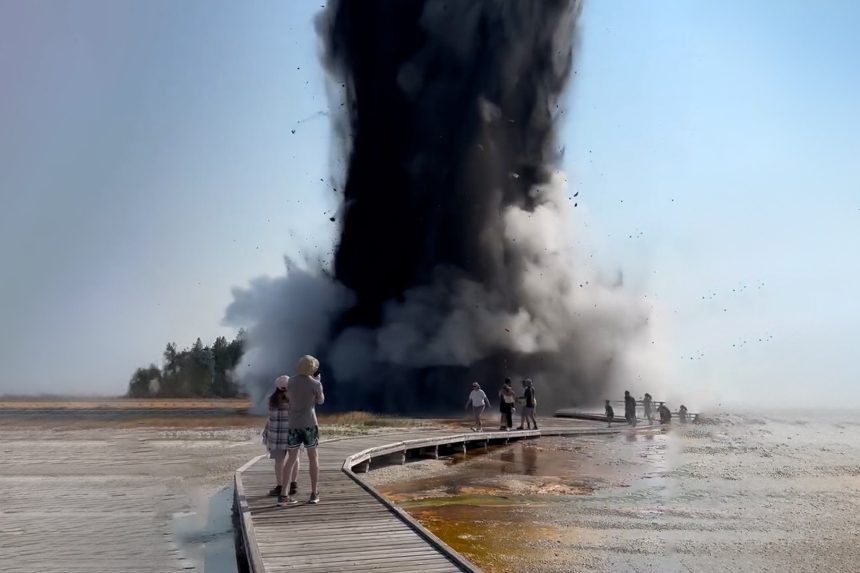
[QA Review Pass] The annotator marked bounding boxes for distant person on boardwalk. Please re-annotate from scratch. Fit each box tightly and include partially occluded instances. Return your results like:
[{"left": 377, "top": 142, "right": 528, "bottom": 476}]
[
  {"left": 278, "top": 355, "right": 325, "bottom": 506},
  {"left": 466, "top": 382, "right": 490, "bottom": 432},
  {"left": 262, "top": 375, "right": 299, "bottom": 497},
  {"left": 658, "top": 403, "right": 672, "bottom": 424},
  {"left": 517, "top": 379, "right": 538, "bottom": 430},
  {"left": 643, "top": 393, "right": 653, "bottom": 423},
  {"left": 679, "top": 405, "right": 689, "bottom": 424},
  {"left": 605, "top": 400, "right": 615, "bottom": 427},
  {"left": 624, "top": 390, "right": 637, "bottom": 426},
  {"left": 498, "top": 378, "right": 516, "bottom": 431}
]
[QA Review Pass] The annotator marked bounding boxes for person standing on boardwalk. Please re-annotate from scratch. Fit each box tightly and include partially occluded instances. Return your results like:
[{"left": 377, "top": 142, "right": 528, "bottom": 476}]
[
  {"left": 605, "top": 399, "right": 615, "bottom": 427},
  {"left": 658, "top": 403, "right": 672, "bottom": 424},
  {"left": 679, "top": 405, "right": 689, "bottom": 424},
  {"left": 498, "top": 378, "right": 516, "bottom": 430},
  {"left": 465, "top": 382, "right": 490, "bottom": 431},
  {"left": 643, "top": 393, "right": 654, "bottom": 423},
  {"left": 624, "top": 390, "right": 637, "bottom": 426},
  {"left": 518, "top": 379, "right": 538, "bottom": 430},
  {"left": 278, "top": 355, "right": 325, "bottom": 506},
  {"left": 262, "top": 375, "right": 300, "bottom": 497}
]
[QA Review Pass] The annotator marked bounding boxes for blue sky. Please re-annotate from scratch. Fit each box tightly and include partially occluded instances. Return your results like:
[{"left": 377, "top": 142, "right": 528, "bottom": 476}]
[{"left": 1, "top": 1, "right": 858, "bottom": 407}]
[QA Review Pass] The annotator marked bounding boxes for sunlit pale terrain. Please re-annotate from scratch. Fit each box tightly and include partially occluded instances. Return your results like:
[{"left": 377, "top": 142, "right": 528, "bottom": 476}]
[
  {"left": 0, "top": 409, "right": 262, "bottom": 573},
  {"left": 369, "top": 412, "right": 860, "bottom": 573}
]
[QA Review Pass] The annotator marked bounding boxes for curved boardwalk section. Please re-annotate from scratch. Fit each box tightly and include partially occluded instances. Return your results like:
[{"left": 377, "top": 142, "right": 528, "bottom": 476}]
[{"left": 234, "top": 420, "right": 625, "bottom": 573}]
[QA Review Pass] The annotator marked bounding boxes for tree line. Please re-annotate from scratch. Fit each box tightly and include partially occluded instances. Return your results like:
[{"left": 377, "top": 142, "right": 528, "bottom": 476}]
[{"left": 126, "top": 332, "right": 245, "bottom": 398}]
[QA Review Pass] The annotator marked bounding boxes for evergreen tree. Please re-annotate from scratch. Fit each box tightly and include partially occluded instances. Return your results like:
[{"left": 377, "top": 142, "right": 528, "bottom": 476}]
[
  {"left": 127, "top": 364, "right": 162, "bottom": 397},
  {"left": 163, "top": 343, "right": 178, "bottom": 376},
  {"left": 126, "top": 332, "right": 246, "bottom": 398}
]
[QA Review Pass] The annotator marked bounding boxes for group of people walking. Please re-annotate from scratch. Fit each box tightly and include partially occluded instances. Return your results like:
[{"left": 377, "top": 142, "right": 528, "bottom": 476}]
[
  {"left": 261, "top": 354, "right": 325, "bottom": 507},
  {"left": 466, "top": 378, "right": 538, "bottom": 432},
  {"left": 604, "top": 391, "right": 689, "bottom": 427}
]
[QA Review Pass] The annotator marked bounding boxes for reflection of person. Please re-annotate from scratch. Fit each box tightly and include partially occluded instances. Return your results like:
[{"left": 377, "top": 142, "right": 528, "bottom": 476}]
[
  {"left": 278, "top": 355, "right": 325, "bottom": 506},
  {"left": 522, "top": 444, "right": 538, "bottom": 476},
  {"left": 498, "top": 378, "right": 516, "bottom": 430},
  {"left": 643, "top": 393, "right": 653, "bottom": 423},
  {"left": 262, "top": 375, "right": 299, "bottom": 497},
  {"left": 518, "top": 379, "right": 538, "bottom": 430},
  {"left": 465, "top": 382, "right": 489, "bottom": 432},
  {"left": 624, "top": 390, "right": 637, "bottom": 426},
  {"left": 605, "top": 400, "right": 615, "bottom": 427},
  {"left": 658, "top": 403, "right": 672, "bottom": 424},
  {"left": 679, "top": 405, "right": 688, "bottom": 424}
]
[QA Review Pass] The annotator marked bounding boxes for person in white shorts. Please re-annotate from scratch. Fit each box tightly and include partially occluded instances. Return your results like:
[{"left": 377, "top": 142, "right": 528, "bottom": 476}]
[{"left": 465, "top": 382, "right": 490, "bottom": 431}]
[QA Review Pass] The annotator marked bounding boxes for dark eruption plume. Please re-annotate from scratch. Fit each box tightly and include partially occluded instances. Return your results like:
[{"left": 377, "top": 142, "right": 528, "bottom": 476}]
[{"left": 225, "top": 0, "right": 660, "bottom": 412}]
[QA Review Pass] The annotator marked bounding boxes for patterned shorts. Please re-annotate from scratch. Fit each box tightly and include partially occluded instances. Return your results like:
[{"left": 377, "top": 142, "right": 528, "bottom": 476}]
[{"left": 287, "top": 426, "right": 320, "bottom": 449}]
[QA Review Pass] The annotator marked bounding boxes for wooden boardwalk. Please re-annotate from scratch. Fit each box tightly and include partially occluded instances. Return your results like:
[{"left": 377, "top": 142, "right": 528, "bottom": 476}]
[{"left": 234, "top": 419, "right": 637, "bottom": 573}]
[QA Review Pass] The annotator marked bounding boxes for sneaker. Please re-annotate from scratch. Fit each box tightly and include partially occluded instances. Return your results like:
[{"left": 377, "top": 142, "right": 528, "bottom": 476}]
[
  {"left": 268, "top": 485, "right": 282, "bottom": 497},
  {"left": 309, "top": 492, "right": 320, "bottom": 504},
  {"left": 277, "top": 495, "right": 298, "bottom": 507},
  {"left": 288, "top": 482, "right": 298, "bottom": 496},
  {"left": 516, "top": 426, "right": 524, "bottom": 430}
]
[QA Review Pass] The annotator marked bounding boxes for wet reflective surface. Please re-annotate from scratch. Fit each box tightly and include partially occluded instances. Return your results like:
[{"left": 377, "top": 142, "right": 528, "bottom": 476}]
[
  {"left": 372, "top": 413, "right": 860, "bottom": 572},
  {"left": 0, "top": 411, "right": 262, "bottom": 573}
]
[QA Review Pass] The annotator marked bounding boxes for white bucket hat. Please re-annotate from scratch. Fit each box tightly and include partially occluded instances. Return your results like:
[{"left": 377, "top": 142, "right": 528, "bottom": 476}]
[{"left": 274, "top": 375, "right": 289, "bottom": 390}]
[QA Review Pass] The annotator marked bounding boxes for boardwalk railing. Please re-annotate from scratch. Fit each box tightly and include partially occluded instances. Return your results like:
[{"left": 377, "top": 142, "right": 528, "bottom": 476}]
[
  {"left": 233, "top": 454, "right": 267, "bottom": 573},
  {"left": 338, "top": 432, "right": 548, "bottom": 573},
  {"left": 556, "top": 406, "right": 700, "bottom": 423}
]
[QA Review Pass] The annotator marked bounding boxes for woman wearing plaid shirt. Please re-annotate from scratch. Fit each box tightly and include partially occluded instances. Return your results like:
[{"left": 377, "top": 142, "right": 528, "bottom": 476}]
[{"left": 262, "top": 375, "right": 300, "bottom": 497}]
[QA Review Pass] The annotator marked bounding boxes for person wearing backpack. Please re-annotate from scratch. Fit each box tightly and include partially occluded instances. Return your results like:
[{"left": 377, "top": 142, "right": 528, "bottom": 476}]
[{"left": 498, "top": 378, "right": 516, "bottom": 430}]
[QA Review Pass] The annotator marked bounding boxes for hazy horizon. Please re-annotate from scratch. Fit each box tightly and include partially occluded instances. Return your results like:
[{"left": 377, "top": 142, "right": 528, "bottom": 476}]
[{"left": 1, "top": 1, "right": 858, "bottom": 409}]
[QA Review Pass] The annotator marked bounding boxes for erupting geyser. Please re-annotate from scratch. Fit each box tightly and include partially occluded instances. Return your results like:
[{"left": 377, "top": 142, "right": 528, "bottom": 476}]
[{"left": 225, "top": 0, "right": 659, "bottom": 412}]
